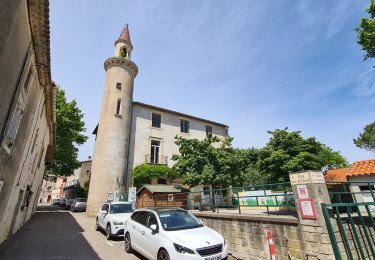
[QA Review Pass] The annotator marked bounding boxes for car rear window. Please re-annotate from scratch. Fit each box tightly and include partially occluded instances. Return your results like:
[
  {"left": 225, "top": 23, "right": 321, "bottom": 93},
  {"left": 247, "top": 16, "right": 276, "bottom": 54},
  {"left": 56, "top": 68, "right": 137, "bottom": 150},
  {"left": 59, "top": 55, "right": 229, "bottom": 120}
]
[{"left": 131, "top": 211, "right": 149, "bottom": 226}]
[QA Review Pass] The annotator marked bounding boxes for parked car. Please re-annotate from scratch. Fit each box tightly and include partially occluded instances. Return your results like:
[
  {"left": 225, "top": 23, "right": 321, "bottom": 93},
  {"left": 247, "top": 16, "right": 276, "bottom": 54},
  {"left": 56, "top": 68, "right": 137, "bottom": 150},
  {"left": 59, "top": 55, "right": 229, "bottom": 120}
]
[
  {"left": 124, "top": 208, "right": 228, "bottom": 260},
  {"left": 95, "top": 202, "right": 135, "bottom": 240},
  {"left": 64, "top": 199, "right": 73, "bottom": 210},
  {"left": 70, "top": 198, "right": 87, "bottom": 212},
  {"left": 60, "top": 199, "right": 67, "bottom": 207},
  {"left": 51, "top": 199, "right": 61, "bottom": 206}
]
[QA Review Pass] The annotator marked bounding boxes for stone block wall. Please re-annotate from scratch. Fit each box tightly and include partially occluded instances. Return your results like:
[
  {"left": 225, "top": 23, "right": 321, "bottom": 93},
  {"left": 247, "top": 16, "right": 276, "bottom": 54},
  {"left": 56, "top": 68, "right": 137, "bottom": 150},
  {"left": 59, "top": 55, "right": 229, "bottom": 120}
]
[{"left": 193, "top": 212, "right": 336, "bottom": 260}]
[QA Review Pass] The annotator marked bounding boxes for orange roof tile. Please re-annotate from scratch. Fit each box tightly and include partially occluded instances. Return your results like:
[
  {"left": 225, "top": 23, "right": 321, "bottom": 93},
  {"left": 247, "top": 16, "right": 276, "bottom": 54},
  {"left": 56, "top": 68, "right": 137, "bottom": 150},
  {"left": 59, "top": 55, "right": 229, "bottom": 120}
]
[
  {"left": 347, "top": 159, "right": 375, "bottom": 176},
  {"left": 324, "top": 168, "right": 349, "bottom": 183}
]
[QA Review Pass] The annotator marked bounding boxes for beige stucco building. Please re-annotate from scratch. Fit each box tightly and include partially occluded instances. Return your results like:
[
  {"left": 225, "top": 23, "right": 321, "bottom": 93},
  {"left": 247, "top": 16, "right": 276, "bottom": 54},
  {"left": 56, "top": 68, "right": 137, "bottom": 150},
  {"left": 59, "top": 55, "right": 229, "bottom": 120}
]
[
  {"left": 38, "top": 175, "right": 57, "bottom": 204},
  {"left": 63, "top": 159, "right": 92, "bottom": 199},
  {"left": 0, "top": 0, "right": 56, "bottom": 244},
  {"left": 87, "top": 26, "right": 228, "bottom": 215}
]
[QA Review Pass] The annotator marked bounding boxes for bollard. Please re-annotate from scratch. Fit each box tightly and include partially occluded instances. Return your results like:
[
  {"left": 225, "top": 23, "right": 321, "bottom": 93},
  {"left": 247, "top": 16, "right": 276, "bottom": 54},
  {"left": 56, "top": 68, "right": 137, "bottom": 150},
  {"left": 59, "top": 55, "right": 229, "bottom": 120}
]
[{"left": 267, "top": 231, "right": 276, "bottom": 260}]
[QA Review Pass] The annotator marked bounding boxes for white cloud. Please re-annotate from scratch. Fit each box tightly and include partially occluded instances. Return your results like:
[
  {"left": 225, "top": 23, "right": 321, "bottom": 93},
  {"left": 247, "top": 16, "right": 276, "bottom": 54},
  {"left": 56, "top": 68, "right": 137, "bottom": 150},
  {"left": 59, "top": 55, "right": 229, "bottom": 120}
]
[{"left": 356, "top": 69, "right": 375, "bottom": 97}]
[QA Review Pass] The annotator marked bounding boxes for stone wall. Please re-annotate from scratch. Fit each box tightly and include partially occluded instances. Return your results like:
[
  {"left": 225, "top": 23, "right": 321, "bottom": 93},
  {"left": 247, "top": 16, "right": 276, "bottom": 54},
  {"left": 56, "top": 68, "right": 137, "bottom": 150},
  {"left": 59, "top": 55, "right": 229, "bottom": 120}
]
[{"left": 193, "top": 212, "right": 336, "bottom": 260}]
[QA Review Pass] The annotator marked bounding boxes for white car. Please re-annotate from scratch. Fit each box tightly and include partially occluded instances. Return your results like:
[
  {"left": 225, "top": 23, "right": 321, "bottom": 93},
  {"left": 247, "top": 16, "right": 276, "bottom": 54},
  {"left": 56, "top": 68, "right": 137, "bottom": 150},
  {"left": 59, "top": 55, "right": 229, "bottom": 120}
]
[
  {"left": 124, "top": 208, "right": 228, "bottom": 260},
  {"left": 95, "top": 202, "right": 135, "bottom": 240}
]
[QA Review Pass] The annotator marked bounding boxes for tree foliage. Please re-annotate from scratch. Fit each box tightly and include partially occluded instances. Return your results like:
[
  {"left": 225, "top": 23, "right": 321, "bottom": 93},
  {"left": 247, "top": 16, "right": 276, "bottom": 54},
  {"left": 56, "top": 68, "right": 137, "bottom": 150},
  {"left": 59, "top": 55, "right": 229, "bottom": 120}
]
[
  {"left": 354, "top": 121, "right": 375, "bottom": 152},
  {"left": 172, "top": 134, "right": 247, "bottom": 189},
  {"left": 355, "top": 1, "right": 375, "bottom": 60},
  {"left": 132, "top": 164, "right": 178, "bottom": 189},
  {"left": 48, "top": 87, "right": 88, "bottom": 176},
  {"left": 172, "top": 128, "right": 348, "bottom": 188},
  {"left": 258, "top": 128, "right": 348, "bottom": 183}
]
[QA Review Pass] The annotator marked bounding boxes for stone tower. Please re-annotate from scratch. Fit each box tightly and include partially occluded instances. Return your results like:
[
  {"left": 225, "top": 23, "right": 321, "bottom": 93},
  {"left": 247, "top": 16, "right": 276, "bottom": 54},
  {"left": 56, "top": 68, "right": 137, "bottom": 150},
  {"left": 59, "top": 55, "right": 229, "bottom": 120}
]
[{"left": 86, "top": 25, "right": 138, "bottom": 216}]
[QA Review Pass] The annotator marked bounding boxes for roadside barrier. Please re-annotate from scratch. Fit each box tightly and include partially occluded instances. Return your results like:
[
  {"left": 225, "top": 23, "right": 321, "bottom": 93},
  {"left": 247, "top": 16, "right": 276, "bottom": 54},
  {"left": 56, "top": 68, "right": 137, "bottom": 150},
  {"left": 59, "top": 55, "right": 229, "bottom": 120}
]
[{"left": 267, "top": 231, "right": 276, "bottom": 260}]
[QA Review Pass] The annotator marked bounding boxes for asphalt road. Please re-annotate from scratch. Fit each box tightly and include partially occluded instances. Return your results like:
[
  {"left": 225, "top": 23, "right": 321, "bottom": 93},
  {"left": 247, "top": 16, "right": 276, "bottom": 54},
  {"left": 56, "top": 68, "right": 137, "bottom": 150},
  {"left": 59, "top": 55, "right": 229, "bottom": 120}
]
[{"left": 0, "top": 205, "right": 142, "bottom": 260}]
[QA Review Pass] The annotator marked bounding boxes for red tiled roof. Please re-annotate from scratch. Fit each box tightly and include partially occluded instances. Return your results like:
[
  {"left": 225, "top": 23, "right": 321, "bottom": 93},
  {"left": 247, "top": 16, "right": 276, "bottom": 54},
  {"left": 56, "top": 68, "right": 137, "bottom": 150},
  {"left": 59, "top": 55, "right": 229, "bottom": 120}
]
[
  {"left": 347, "top": 159, "right": 375, "bottom": 176},
  {"left": 324, "top": 168, "right": 350, "bottom": 183}
]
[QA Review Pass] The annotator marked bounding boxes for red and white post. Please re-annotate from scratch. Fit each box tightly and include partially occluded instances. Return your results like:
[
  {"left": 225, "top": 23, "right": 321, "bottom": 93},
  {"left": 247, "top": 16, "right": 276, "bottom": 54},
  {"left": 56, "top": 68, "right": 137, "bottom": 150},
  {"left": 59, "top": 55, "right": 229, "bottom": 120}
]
[{"left": 267, "top": 230, "right": 276, "bottom": 260}]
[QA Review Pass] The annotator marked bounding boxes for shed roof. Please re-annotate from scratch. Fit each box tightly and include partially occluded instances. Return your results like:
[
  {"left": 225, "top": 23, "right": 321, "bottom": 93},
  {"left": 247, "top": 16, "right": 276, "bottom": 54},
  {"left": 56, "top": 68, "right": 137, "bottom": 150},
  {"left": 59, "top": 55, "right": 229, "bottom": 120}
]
[{"left": 138, "top": 185, "right": 187, "bottom": 194}]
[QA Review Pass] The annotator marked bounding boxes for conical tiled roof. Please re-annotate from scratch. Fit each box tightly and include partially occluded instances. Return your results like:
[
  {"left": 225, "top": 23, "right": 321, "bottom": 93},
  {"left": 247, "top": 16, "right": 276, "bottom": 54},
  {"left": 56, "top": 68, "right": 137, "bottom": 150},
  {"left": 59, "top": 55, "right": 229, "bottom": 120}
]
[{"left": 115, "top": 24, "right": 131, "bottom": 45}]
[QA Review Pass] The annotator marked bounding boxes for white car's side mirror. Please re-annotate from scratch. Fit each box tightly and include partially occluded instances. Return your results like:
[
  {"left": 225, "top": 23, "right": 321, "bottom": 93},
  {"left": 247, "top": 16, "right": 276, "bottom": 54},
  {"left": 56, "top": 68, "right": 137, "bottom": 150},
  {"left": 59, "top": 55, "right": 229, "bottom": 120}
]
[{"left": 150, "top": 224, "right": 158, "bottom": 232}]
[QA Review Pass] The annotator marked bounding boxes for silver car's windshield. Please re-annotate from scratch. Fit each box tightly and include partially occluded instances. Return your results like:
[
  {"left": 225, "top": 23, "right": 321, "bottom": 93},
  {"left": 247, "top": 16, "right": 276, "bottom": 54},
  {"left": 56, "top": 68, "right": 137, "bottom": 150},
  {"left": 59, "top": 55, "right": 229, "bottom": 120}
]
[
  {"left": 157, "top": 210, "right": 203, "bottom": 231},
  {"left": 110, "top": 204, "right": 134, "bottom": 214}
]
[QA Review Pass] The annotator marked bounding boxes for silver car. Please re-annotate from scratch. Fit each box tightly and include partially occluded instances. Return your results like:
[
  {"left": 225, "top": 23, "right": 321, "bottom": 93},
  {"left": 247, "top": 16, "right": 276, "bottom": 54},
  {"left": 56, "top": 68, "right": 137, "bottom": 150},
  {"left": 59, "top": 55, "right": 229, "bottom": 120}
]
[{"left": 70, "top": 198, "right": 87, "bottom": 212}]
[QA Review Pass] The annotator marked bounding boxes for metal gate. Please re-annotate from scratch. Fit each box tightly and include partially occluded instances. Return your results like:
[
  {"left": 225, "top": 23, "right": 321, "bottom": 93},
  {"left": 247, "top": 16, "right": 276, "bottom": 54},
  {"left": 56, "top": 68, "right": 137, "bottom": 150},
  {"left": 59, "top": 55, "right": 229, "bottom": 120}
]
[{"left": 322, "top": 202, "right": 375, "bottom": 260}]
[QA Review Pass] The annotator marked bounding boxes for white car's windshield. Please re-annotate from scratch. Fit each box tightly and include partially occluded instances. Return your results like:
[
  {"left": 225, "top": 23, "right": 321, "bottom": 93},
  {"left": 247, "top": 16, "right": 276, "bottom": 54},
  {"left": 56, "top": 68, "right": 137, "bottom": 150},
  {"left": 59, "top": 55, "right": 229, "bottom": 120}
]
[
  {"left": 157, "top": 210, "right": 203, "bottom": 231},
  {"left": 110, "top": 204, "right": 134, "bottom": 214}
]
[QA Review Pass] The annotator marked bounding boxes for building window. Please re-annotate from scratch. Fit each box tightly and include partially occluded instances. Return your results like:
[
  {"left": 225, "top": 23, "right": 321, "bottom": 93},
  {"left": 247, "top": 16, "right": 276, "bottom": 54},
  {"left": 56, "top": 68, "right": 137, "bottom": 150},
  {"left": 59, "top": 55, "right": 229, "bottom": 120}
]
[
  {"left": 206, "top": 125, "right": 212, "bottom": 136},
  {"left": 203, "top": 186, "right": 210, "bottom": 195},
  {"left": 4, "top": 104, "right": 24, "bottom": 150},
  {"left": 157, "top": 178, "right": 167, "bottom": 185},
  {"left": 116, "top": 99, "right": 121, "bottom": 115},
  {"left": 116, "top": 83, "right": 121, "bottom": 89},
  {"left": 152, "top": 113, "right": 161, "bottom": 128},
  {"left": 23, "top": 67, "right": 33, "bottom": 92},
  {"left": 119, "top": 47, "right": 127, "bottom": 58},
  {"left": 180, "top": 119, "right": 189, "bottom": 133},
  {"left": 150, "top": 140, "right": 160, "bottom": 164},
  {"left": 2, "top": 50, "right": 34, "bottom": 154}
]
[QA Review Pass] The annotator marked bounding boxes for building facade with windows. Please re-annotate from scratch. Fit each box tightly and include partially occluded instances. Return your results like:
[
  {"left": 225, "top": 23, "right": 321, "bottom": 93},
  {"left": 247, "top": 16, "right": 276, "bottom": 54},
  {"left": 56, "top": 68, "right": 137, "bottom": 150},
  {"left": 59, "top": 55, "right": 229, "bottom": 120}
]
[
  {"left": 86, "top": 25, "right": 228, "bottom": 215},
  {"left": 0, "top": 0, "right": 56, "bottom": 244}
]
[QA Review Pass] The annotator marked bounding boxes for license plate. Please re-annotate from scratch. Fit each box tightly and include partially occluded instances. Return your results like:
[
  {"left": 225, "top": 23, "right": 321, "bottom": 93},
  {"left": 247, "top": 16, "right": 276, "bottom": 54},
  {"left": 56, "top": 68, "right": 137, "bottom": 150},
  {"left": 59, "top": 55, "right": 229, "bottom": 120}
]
[{"left": 205, "top": 255, "right": 221, "bottom": 260}]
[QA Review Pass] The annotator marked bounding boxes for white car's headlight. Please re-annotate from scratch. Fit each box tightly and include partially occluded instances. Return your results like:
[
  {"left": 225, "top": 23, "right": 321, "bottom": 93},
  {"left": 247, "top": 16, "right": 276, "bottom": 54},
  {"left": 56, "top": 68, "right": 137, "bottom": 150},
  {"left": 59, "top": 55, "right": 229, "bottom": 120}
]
[
  {"left": 112, "top": 221, "right": 123, "bottom": 226},
  {"left": 173, "top": 243, "right": 195, "bottom": 254}
]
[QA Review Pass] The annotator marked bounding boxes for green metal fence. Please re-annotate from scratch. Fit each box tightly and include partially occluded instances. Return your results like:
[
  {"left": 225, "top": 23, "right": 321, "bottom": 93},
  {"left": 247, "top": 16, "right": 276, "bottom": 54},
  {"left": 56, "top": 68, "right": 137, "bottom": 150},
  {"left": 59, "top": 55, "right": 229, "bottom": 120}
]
[
  {"left": 136, "top": 182, "right": 296, "bottom": 216},
  {"left": 326, "top": 181, "right": 375, "bottom": 204},
  {"left": 322, "top": 202, "right": 375, "bottom": 260}
]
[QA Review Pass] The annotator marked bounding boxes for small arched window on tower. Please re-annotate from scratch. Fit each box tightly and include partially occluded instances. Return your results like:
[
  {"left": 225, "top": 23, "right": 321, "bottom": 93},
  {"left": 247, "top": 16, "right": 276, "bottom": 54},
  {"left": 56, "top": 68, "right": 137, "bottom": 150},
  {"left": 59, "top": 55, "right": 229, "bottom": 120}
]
[
  {"left": 115, "top": 98, "right": 122, "bottom": 117},
  {"left": 119, "top": 47, "right": 127, "bottom": 58}
]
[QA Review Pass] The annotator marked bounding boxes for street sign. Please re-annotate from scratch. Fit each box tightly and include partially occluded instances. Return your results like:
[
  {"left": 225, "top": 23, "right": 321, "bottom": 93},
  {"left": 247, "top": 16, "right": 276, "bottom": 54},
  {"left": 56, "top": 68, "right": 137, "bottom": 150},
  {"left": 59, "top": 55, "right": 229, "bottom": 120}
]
[{"left": 128, "top": 187, "right": 137, "bottom": 204}]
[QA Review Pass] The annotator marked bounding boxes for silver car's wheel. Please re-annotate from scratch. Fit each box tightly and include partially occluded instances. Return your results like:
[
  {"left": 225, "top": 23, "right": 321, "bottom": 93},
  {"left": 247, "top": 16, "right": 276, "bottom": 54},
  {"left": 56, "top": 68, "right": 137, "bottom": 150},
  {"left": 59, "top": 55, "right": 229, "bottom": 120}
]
[
  {"left": 124, "top": 232, "right": 133, "bottom": 253},
  {"left": 157, "top": 249, "right": 170, "bottom": 260},
  {"left": 95, "top": 218, "right": 100, "bottom": 231},
  {"left": 106, "top": 224, "right": 112, "bottom": 240}
]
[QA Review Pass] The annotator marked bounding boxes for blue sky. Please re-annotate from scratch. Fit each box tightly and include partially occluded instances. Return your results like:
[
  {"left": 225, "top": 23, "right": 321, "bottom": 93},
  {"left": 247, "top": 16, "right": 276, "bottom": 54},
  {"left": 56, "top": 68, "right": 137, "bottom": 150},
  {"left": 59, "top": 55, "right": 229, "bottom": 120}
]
[{"left": 50, "top": 1, "right": 374, "bottom": 164}]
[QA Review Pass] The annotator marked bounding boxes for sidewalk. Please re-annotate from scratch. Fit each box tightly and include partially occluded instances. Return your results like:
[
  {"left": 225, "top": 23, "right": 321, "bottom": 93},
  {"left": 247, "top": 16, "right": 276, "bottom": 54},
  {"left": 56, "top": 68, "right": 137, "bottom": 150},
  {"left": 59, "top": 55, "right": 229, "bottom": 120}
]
[{"left": 0, "top": 205, "right": 140, "bottom": 260}]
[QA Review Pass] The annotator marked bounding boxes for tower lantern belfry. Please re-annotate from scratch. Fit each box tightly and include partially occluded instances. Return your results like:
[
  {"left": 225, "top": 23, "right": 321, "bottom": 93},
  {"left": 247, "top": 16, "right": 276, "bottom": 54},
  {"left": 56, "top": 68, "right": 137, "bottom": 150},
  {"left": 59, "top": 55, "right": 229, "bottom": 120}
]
[{"left": 86, "top": 25, "right": 138, "bottom": 216}]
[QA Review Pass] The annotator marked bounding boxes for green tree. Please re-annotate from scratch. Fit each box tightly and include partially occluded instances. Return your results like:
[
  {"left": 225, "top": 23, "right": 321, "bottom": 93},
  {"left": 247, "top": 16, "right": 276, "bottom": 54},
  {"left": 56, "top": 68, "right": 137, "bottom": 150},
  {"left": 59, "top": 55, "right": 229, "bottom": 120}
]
[
  {"left": 172, "top": 134, "right": 247, "bottom": 189},
  {"left": 354, "top": 121, "right": 375, "bottom": 152},
  {"left": 355, "top": 1, "right": 375, "bottom": 60},
  {"left": 258, "top": 128, "right": 348, "bottom": 182},
  {"left": 49, "top": 87, "right": 88, "bottom": 176},
  {"left": 132, "top": 164, "right": 178, "bottom": 189}
]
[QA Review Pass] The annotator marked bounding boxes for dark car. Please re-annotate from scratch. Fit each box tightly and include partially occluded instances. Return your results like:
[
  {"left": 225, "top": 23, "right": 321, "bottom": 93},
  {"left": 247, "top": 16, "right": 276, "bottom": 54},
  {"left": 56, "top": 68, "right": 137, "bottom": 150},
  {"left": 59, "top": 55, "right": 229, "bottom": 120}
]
[
  {"left": 51, "top": 199, "right": 61, "bottom": 206},
  {"left": 71, "top": 198, "right": 87, "bottom": 212},
  {"left": 60, "top": 199, "right": 67, "bottom": 207},
  {"left": 65, "top": 199, "right": 74, "bottom": 210}
]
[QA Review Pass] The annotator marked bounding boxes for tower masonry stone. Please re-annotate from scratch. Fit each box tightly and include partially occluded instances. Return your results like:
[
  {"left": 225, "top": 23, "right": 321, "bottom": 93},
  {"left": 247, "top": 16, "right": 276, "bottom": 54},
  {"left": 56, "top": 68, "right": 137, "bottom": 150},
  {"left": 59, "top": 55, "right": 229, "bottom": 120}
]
[{"left": 86, "top": 25, "right": 138, "bottom": 216}]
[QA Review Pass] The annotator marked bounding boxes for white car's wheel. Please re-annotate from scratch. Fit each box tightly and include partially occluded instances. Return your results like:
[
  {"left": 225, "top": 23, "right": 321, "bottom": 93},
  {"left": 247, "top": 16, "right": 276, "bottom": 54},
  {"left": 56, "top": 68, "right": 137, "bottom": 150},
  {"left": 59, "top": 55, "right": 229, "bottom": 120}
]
[
  {"left": 95, "top": 218, "right": 100, "bottom": 231},
  {"left": 157, "top": 249, "right": 170, "bottom": 260},
  {"left": 124, "top": 232, "right": 133, "bottom": 253},
  {"left": 106, "top": 224, "right": 112, "bottom": 240}
]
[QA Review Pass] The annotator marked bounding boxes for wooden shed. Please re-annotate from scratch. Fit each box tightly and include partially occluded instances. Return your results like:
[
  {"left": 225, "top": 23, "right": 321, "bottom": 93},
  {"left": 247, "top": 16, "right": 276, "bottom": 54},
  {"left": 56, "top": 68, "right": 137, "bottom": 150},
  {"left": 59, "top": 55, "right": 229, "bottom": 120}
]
[{"left": 136, "top": 185, "right": 189, "bottom": 209}]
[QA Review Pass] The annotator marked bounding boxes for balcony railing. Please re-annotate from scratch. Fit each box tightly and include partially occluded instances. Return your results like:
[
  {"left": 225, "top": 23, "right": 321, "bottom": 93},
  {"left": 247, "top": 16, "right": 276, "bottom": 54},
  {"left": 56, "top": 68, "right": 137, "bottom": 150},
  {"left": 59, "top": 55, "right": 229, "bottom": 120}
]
[{"left": 145, "top": 154, "right": 168, "bottom": 165}]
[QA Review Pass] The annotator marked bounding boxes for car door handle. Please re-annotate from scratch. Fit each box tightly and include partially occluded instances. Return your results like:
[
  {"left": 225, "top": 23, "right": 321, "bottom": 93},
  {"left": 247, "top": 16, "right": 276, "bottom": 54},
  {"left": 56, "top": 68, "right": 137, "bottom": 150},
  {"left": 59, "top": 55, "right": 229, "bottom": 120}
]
[{"left": 142, "top": 231, "right": 145, "bottom": 235}]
